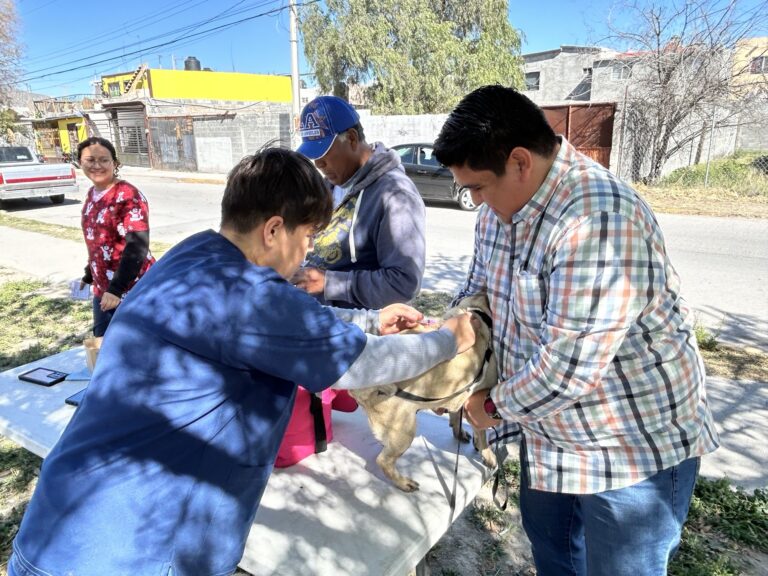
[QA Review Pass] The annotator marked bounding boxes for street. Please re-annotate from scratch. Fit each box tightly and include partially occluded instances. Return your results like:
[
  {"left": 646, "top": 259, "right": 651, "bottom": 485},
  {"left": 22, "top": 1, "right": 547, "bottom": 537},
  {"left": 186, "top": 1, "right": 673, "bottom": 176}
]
[{"left": 1, "top": 173, "right": 766, "bottom": 350}]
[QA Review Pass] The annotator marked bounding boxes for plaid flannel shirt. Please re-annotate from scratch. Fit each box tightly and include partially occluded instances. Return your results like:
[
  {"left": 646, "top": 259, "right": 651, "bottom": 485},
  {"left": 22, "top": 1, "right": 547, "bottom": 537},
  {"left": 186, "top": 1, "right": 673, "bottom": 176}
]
[{"left": 455, "top": 138, "right": 719, "bottom": 494}]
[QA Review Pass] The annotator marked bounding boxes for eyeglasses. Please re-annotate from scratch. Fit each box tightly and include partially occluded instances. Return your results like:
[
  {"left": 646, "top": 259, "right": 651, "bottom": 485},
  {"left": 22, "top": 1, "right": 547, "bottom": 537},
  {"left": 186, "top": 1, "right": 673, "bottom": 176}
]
[{"left": 81, "top": 158, "right": 114, "bottom": 167}]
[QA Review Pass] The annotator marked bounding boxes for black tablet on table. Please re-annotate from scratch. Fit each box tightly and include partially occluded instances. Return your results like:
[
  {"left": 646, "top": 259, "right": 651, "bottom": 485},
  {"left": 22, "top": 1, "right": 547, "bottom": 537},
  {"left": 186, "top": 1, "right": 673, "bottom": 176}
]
[{"left": 18, "top": 368, "right": 68, "bottom": 387}]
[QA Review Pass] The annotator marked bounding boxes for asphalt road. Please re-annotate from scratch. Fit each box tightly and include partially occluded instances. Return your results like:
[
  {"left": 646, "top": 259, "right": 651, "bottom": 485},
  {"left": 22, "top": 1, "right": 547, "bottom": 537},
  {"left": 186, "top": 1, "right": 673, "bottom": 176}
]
[{"left": 2, "top": 174, "right": 766, "bottom": 350}]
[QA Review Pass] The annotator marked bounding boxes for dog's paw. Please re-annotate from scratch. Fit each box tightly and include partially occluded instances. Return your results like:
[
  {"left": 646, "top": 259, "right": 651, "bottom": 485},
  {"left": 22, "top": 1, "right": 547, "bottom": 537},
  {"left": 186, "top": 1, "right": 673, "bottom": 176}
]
[
  {"left": 454, "top": 427, "right": 471, "bottom": 444},
  {"left": 480, "top": 447, "right": 497, "bottom": 469},
  {"left": 395, "top": 477, "right": 420, "bottom": 492}
]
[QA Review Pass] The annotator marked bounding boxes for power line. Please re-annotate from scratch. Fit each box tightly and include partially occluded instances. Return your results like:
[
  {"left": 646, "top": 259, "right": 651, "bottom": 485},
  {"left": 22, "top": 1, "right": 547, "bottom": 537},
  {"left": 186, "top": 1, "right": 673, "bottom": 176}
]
[
  {"left": 19, "top": 0, "right": 60, "bottom": 17},
  {"left": 16, "top": 0, "right": 319, "bottom": 85},
  {"left": 20, "top": 0, "right": 228, "bottom": 65},
  {"left": 22, "top": 0, "right": 207, "bottom": 65},
  {"left": 21, "top": 0, "right": 283, "bottom": 76}
]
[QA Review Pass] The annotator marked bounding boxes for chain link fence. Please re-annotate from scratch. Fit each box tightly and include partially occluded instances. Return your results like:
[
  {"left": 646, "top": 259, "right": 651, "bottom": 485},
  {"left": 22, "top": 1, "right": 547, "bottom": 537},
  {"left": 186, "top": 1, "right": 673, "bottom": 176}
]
[
  {"left": 611, "top": 101, "right": 768, "bottom": 194},
  {"left": 752, "top": 154, "right": 768, "bottom": 177}
]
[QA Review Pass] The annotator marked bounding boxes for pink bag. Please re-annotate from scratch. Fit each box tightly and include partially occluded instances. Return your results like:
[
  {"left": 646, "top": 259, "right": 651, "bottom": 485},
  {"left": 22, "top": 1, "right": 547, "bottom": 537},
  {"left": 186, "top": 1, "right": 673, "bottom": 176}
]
[{"left": 275, "top": 387, "right": 358, "bottom": 468}]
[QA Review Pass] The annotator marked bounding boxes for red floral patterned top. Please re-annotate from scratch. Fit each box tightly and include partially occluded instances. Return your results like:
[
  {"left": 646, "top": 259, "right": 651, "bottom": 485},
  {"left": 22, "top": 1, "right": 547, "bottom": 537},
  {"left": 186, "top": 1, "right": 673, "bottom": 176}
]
[{"left": 81, "top": 180, "right": 155, "bottom": 298}]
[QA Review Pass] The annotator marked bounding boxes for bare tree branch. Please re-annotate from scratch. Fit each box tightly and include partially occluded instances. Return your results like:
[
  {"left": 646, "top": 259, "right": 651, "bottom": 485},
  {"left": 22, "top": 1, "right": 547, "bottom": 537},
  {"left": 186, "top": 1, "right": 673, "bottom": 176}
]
[
  {"left": 608, "top": 0, "right": 768, "bottom": 182},
  {"left": 0, "top": 0, "right": 22, "bottom": 106}
]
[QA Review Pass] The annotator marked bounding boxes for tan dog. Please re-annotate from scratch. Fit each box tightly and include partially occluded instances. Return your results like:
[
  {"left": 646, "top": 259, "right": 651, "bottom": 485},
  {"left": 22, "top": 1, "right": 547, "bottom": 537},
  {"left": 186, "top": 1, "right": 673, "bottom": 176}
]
[{"left": 349, "top": 293, "right": 498, "bottom": 492}]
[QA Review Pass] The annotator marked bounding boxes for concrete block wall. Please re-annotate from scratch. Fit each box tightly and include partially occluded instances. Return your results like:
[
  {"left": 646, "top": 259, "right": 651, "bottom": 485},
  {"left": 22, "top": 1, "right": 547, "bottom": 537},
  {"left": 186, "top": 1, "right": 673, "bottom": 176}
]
[
  {"left": 358, "top": 111, "right": 448, "bottom": 147},
  {"left": 191, "top": 103, "right": 291, "bottom": 172},
  {"left": 736, "top": 100, "right": 768, "bottom": 150}
]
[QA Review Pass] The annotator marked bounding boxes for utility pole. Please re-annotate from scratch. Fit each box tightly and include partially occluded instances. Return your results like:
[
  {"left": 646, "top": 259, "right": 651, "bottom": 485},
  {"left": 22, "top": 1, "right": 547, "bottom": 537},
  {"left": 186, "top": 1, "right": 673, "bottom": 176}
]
[
  {"left": 704, "top": 104, "right": 717, "bottom": 188},
  {"left": 289, "top": 0, "right": 301, "bottom": 148}
]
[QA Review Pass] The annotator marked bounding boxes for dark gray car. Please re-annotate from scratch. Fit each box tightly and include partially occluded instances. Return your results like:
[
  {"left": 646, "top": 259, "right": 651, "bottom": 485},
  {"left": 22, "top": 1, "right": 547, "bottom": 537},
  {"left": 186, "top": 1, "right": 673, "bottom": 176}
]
[{"left": 392, "top": 143, "right": 478, "bottom": 211}]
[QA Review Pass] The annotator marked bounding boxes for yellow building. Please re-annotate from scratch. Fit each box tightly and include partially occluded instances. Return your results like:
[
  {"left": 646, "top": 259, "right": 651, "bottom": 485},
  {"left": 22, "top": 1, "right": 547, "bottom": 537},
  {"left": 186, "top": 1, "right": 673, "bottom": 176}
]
[
  {"left": 732, "top": 37, "right": 768, "bottom": 93},
  {"left": 100, "top": 66, "right": 291, "bottom": 103},
  {"left": 29, "top": 98, "right": 92, "bottom": 161}
]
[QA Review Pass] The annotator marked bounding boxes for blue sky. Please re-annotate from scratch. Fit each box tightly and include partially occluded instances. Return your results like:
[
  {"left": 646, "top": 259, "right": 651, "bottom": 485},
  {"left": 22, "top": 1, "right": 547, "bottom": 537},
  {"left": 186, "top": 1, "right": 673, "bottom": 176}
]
[{"left": 13, "top": 0, "right": 762, "bottom": 97}]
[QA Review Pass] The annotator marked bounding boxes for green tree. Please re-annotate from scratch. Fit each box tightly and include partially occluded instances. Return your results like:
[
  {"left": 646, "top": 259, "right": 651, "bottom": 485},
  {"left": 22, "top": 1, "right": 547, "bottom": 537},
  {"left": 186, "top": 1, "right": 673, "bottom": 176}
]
[{"left": 300, "top": 0, "right": 523, "bottom": 114}]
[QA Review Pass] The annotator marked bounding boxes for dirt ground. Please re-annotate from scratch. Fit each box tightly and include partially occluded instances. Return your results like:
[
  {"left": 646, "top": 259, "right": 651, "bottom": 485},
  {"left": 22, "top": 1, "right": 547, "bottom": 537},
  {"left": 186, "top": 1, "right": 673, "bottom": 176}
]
[{"left": 421, "top": 460, "right": 536, "bottom": 576}]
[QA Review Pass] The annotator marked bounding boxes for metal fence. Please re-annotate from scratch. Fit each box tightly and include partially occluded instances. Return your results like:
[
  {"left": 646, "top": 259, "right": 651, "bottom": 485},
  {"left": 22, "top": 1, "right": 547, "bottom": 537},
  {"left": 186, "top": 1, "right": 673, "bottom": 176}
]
[
  {"left": 751, "top": 154, "right": 768, "bottom": 178},
  {"left": 611, "top": 101, "right": 768, "bottom": 191}
]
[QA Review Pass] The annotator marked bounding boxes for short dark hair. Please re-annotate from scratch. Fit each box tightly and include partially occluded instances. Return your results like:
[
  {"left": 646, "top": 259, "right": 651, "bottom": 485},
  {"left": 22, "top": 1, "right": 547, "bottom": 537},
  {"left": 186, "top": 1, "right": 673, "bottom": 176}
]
[
  {"left": 76, "top": 137, "right": 121, "bottom": 168},
  {"left": 221, "top": 147, "right": 332, "bottom": 234},
  {"left": 338, "top": 122, "right": 366, "bottom": 144},
  {"left": 351, "top": 122, "right": 366, "bottom": 143},
  {"left": 434, "top": 85, "right": 557, "bottom": 175}
]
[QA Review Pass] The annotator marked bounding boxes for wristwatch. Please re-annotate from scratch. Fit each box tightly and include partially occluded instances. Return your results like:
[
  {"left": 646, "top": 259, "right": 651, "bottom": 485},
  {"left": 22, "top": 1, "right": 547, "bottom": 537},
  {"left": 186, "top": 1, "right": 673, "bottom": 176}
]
[{"left": 483, "top": 391, "right": 501, "bottom": 420}]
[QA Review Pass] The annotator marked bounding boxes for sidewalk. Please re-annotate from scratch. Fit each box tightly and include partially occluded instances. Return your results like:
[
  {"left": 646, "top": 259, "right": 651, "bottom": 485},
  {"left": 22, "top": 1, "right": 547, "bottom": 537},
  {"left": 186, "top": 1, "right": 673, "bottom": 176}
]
[
  {"left": 0, "top": 225, "right": 766, "bottom": 491},
  {"left": 0, "top": 226, "right": 83, "bottom": 284},
  {"left": 107, "top": 165, "right": 228, "bottom": 185}
]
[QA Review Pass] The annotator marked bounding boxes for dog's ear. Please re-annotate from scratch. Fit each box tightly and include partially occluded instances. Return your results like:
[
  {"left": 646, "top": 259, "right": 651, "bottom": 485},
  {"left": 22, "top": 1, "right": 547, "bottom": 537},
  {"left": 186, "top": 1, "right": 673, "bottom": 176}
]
[{"left": 456, "top": 292, "right": 490, "bottom": 312}]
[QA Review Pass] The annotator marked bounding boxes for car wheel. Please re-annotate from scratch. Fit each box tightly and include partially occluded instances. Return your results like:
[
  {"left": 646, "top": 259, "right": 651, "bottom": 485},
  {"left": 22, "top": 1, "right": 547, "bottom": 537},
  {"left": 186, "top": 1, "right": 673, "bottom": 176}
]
[
  {"left": 457, "top": 187, "right": 477, "bottom": 211},
  {"left": 50, "top": 194, "right": 65, "bottom": 204}
]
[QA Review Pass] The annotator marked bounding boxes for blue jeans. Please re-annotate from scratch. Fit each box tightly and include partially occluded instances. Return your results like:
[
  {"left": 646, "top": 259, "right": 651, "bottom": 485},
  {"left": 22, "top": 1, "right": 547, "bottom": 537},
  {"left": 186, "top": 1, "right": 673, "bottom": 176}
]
[
  {"left": 519, "top": 448, "right": 699, "bottom": 576},
  {"left": 92, "top": 296, "right": 116, "bottom": 337}
]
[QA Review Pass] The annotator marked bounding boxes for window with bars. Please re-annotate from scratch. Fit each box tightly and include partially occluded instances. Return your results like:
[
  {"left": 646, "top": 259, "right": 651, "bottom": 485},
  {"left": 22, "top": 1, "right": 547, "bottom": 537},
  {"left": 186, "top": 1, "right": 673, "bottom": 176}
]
[
  {"left": 750, "top": 56, "right": 767, "bottom": 74},
  {"left": 611, "top": 63, "right": 632, "bottom": 80},
  {"left": 525, "top": 71, "right": 540, "bottom": 91}
]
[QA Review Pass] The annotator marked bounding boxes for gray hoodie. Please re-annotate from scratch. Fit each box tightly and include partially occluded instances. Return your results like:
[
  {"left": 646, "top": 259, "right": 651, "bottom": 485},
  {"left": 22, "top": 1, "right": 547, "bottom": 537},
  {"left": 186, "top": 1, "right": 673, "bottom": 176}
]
[{"left": 305, "top": 142, "right": 426, "bottom": 309}]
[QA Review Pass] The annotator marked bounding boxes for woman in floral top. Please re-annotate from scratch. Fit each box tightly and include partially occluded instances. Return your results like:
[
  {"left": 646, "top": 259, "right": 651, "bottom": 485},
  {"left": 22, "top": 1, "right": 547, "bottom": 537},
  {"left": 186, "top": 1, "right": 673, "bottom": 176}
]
[{"left": 77, "top": 137, "right": 155, "bottom": 336}]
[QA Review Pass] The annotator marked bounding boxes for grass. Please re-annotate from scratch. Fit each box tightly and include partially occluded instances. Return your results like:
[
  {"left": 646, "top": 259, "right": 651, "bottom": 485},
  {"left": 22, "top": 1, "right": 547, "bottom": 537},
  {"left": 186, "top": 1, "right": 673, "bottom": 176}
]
[
  {"left": 689, "top": 479, "right": 768, "bottom": 551},
  {"left": 695, "top": 321, "right": 721, "bottom": 352},
  {"left": 0, "top": 212, "right": 84, "bottom": 242},
  {"left": 670, "top": 529, "right": 740, "bottom": 576},
  {"left": 471, "top": 459, "right": 521, "bottom": 532},
  {"left": 661, "top": 151, "right": 768, "bottom": 196},
  {"left": 0, "top": 438, "right": 41, "bottom": 566},
  {"left": 670, "top": 478, "right": 768, "bottom": 575},
  {"left": 695, "top": 322, "right": 768, "bottom": 382},
  {"left": 0, "top": 279, "right": 91, "bottom": 371},
  {"left": 636, "top": 151, "right": 768, "bottom": 219},
  {"left": 0, "top": 213, "right": 173, "bottom": 256}
]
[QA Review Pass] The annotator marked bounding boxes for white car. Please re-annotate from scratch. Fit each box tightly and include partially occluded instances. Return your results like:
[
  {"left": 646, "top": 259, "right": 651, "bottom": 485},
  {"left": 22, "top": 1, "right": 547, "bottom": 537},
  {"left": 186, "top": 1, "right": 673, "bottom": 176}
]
[{"left": 0, "top": 146, "right": 78, "bottom": 205}]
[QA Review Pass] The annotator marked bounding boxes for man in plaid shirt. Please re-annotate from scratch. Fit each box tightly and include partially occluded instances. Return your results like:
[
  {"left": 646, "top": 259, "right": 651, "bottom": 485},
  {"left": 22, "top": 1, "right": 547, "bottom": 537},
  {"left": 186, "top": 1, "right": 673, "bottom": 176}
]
[{"left": 434, "top": 86, "right": 719, "bottom": 575}]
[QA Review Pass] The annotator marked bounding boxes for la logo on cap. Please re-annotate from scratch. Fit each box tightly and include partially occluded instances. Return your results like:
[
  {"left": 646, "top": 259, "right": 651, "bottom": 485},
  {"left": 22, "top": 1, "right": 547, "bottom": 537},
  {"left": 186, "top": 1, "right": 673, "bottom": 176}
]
[{"left": 300, "top": 112, "right": 323, "bottom": 139}]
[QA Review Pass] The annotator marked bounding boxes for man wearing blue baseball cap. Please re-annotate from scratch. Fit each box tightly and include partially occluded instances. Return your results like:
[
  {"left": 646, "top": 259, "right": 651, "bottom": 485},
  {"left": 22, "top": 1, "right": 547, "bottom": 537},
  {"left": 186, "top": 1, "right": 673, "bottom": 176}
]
[{"left": 293, "top": 95, "right": 426, "bottom": 310}]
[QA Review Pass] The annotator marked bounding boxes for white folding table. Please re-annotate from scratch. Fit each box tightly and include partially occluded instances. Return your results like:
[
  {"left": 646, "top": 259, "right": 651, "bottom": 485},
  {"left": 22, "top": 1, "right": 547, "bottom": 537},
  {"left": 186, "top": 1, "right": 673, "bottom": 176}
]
[{"left": 0, "top": 347, "right": 491, "bottom": 575}]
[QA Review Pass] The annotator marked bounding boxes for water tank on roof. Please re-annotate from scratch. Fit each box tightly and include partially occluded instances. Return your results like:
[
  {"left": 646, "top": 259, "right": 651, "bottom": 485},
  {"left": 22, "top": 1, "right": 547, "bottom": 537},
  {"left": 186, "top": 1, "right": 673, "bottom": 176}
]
[{"left": 184, "top": 56, "right": 201, "bottom": 71}]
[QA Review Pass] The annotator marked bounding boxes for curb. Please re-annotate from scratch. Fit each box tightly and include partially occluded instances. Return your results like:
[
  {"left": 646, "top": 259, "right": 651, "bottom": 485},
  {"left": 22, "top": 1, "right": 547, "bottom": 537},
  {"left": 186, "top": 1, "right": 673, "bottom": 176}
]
[{"left": 176, "top": 177, "right": 226, "bottom": 185}]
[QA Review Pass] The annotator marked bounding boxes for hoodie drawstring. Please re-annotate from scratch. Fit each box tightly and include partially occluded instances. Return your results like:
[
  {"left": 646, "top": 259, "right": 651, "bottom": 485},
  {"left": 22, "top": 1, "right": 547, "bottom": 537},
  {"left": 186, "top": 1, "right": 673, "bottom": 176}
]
[{"left": 349, "top": 188, "right": 364, "bottom": 264}]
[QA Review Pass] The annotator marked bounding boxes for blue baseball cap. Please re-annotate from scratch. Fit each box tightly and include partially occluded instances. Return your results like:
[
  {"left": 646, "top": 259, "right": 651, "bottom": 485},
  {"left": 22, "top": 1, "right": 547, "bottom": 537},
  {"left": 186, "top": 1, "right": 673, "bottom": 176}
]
[{"left": 297, "top": 96, "right": 360, "bottom": 160}]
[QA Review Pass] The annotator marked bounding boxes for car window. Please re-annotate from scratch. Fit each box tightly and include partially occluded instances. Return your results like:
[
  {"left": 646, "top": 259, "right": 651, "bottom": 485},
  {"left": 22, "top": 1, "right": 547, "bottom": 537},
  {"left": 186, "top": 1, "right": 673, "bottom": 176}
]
[
  {"left": 419, "top": 146, "right": 440, "bottom": 167},
  {"left": 0, "top": 147, "right": 34, "bottom": 163},
  {"left": 395, "top": 146, "right": 416, "bottom": 164}
]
